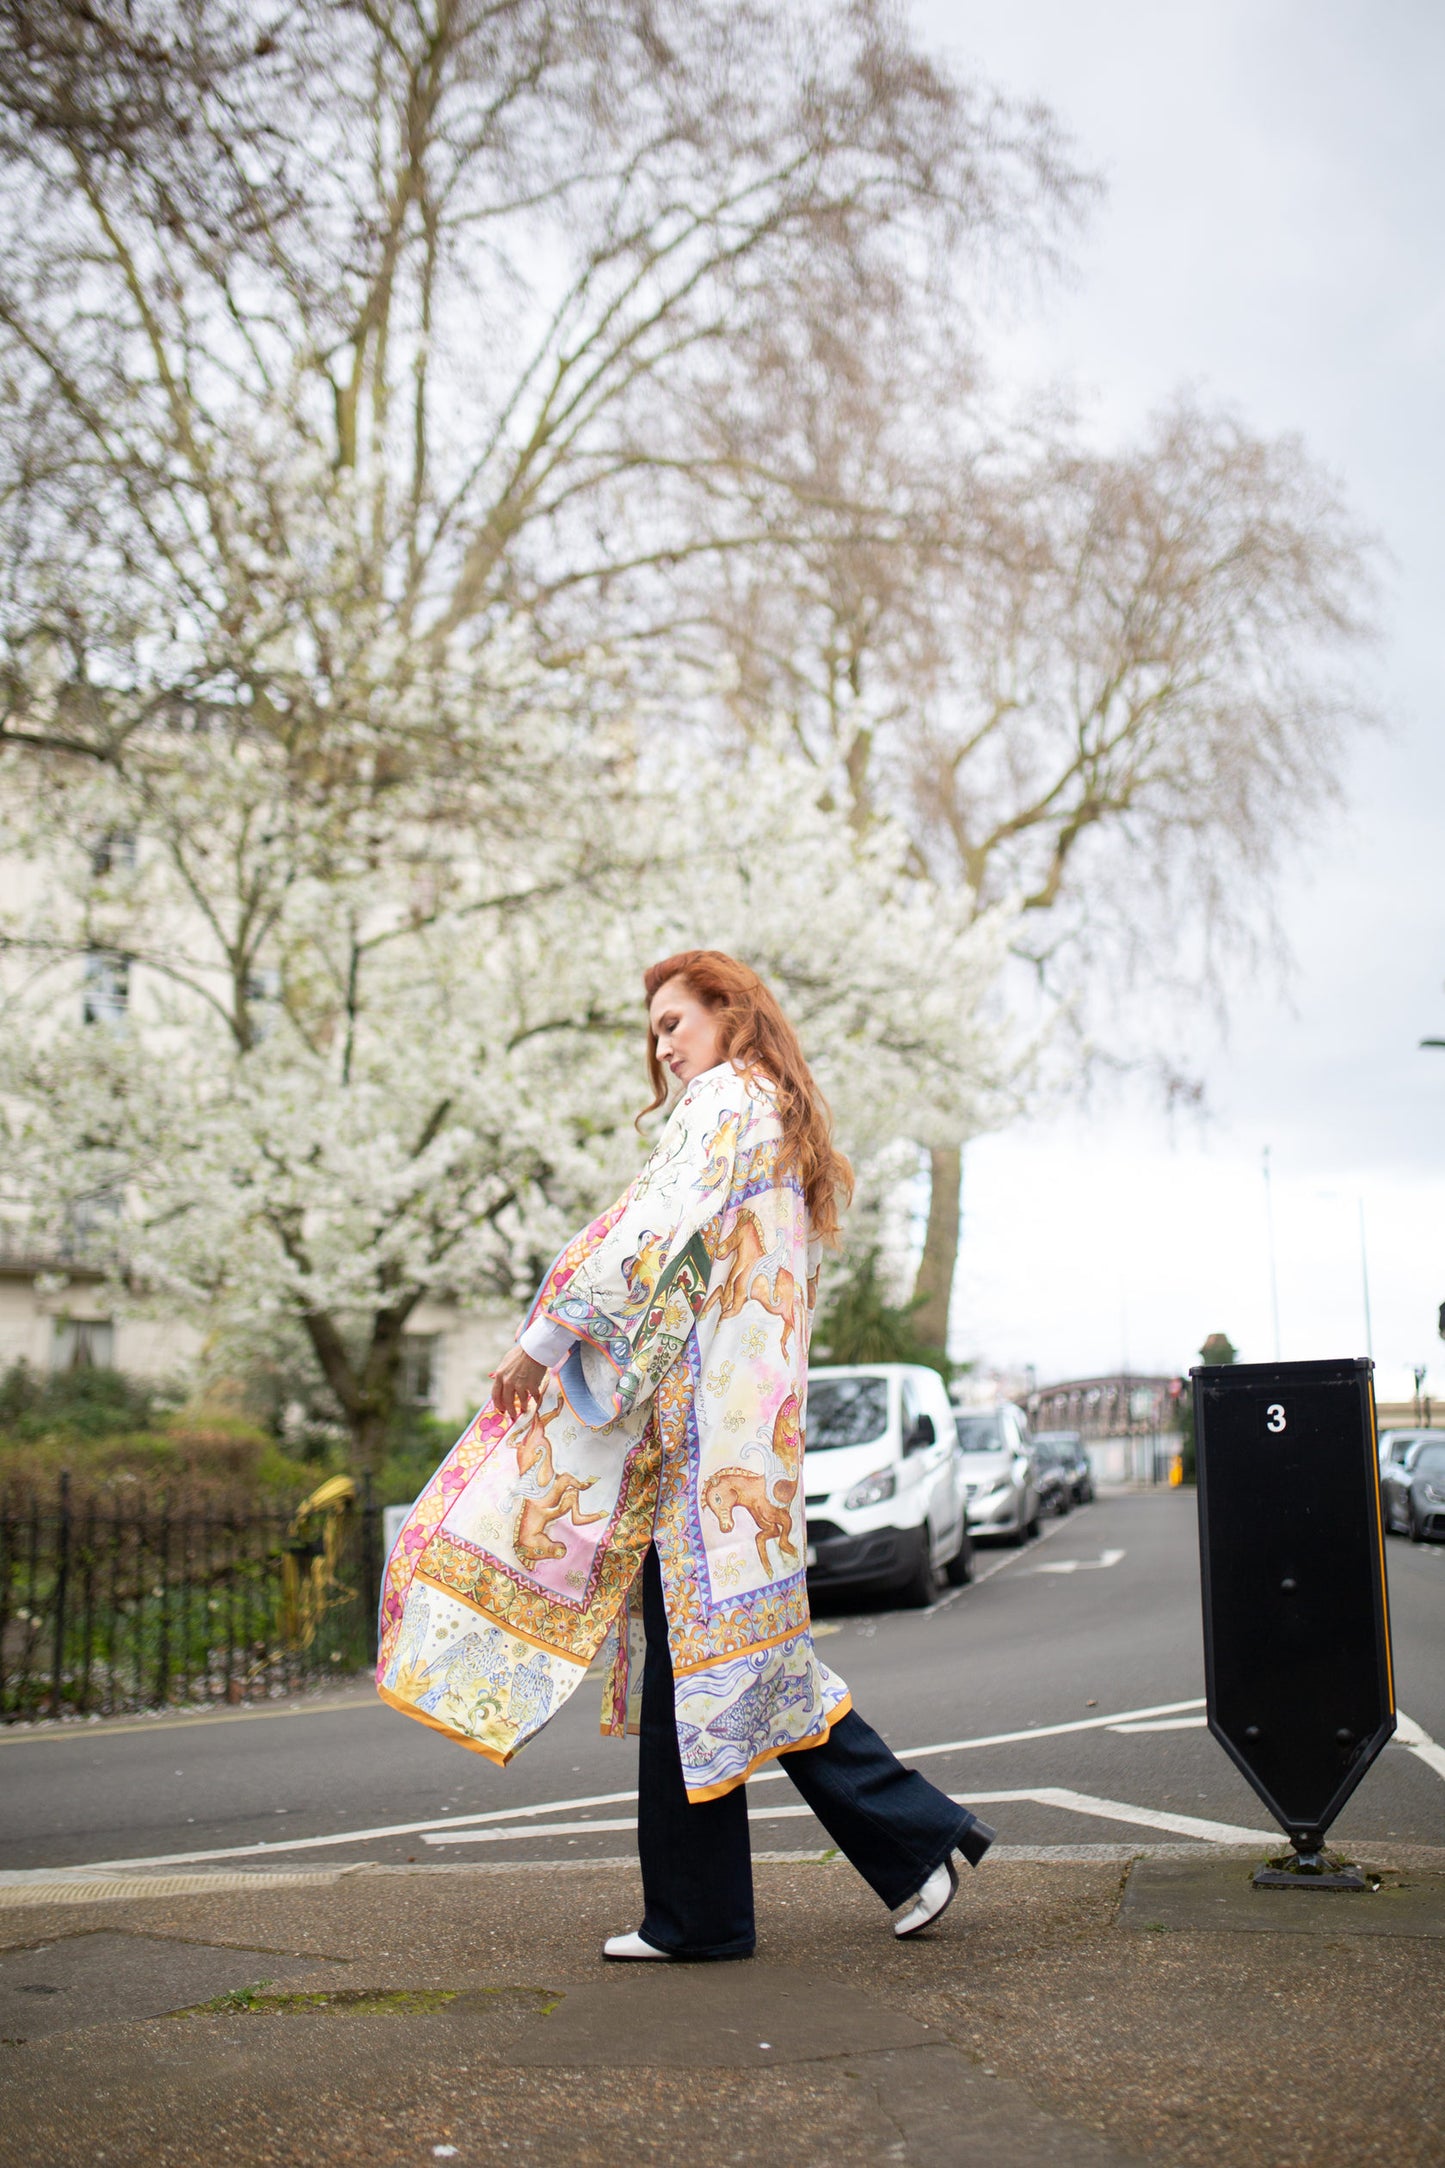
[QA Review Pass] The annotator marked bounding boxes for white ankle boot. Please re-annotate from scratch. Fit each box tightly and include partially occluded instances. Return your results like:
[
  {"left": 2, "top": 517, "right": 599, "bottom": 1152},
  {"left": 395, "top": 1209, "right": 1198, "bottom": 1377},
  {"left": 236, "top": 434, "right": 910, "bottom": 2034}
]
[
  {"left": 893, "top": 1857, "right": 959, "bottom": 1938},
  {"left": 602, "top": 1929, "right": 673, "bottom": 1960}
]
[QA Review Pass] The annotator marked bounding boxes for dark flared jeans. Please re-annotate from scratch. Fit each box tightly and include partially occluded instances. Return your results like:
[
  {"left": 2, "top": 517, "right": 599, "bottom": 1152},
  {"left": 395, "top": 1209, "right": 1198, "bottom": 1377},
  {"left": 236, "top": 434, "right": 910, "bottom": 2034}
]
[{"left": 636, "top": 1545, "right": 982, "bottom": 1958}]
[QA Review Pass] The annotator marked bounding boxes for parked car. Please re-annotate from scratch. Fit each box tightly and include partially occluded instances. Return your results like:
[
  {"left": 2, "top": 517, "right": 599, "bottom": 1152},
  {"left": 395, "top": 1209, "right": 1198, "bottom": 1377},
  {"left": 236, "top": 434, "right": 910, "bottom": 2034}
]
[
  {"left": 1380, "top": 1435, "right": 1430, "bottom": 1536},
  {"left": 803, "top": 1364, "right": 973, "bottom": 1606},
  {"left": 951, "top": 1402, "right": 1040, "bottom": 1545},
  {"left": 1379, "top": 1427, "right": 1434, "bottom": 1474},
  {"left": 1030, "top": 1437, "right": 1073, "bottom": 1517},
  {"left": 1382, "top": 1437, "right": 1445, "bottom": 1542},
  {"left": 1031, "top": 1428, "right": 1094, "bottom": 1504}
]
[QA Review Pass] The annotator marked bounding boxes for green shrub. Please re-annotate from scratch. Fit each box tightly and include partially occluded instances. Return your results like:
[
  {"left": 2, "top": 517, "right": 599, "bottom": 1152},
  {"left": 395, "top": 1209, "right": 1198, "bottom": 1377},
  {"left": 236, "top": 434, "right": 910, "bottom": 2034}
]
[
  {"left": 814, "top": 1249, "right": 957, "bottom": 1382},
  {"left": 375, "top": 1410, "right": 456, "bottom": 1507},
  {"left": 0, "top": 1360, "right": 158, "bottom": 1441},
  {"left": 0, "top": 1361, "right": 326, "bottom": 1499}
]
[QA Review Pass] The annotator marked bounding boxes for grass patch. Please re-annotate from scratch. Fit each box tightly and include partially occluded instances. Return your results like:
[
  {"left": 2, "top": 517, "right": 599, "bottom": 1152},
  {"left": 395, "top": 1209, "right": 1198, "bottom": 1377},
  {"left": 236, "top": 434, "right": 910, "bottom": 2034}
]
[
  {"left": 181, "top": 1986, "right": 463, "bottom": 2017},
  {"left": 193, "top": 1981, "right": 275, "bottom": 2012},
  {"left": 177, "top": 1983, "right": 568, "bottom": 2020}
]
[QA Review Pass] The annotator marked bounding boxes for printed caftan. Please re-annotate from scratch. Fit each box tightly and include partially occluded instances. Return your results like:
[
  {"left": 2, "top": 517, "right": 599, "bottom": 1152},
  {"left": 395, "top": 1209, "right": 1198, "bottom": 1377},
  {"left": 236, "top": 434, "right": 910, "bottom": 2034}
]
[{"left": 376, "top": 1061, "right": 852, "bottom": 1800}]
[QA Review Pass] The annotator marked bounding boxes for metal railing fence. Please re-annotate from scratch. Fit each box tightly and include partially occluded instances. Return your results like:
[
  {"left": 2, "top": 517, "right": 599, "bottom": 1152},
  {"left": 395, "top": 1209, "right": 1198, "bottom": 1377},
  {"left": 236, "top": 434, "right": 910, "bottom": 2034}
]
[{"left": 0, "top": 1474, "right": 382, "bottom": 1721}]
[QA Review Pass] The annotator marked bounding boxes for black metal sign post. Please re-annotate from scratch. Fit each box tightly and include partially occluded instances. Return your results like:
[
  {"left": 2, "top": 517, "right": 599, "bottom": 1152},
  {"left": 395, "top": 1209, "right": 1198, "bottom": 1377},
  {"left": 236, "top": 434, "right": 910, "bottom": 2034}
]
[{"left": 1193, "top": 1356, "right": 1395, "bottom": 1890}]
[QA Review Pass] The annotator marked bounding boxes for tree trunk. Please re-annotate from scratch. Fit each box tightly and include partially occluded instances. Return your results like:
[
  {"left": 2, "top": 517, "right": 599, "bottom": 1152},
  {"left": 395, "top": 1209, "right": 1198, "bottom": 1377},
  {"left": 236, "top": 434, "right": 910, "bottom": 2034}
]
[
  {"left": 350, "top": 1308, "right": 413, "bottom": 1479},
  {"left": 301, "top": 1302, "right": 412, "bottom": 1480},
  {"left": 911, "top": 1144, "right": 962, "bottom": 1355},
  {"left": 352, "top": 1405, "right": 390, "bottom": 1481}
]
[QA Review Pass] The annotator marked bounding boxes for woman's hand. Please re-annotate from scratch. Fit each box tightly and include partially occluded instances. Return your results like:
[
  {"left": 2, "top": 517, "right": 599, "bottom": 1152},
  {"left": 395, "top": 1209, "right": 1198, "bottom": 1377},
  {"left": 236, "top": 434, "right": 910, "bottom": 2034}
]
[{"left": 490, "top": 1346, "right": 548, "bottom": 1423}]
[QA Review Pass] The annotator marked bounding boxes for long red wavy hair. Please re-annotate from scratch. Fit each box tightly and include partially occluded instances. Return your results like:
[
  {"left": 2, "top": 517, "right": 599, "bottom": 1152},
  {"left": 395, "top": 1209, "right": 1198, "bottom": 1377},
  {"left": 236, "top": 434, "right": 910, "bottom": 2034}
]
[{"left": 639, "top": 950, "right": 854, "bottom": 1245}]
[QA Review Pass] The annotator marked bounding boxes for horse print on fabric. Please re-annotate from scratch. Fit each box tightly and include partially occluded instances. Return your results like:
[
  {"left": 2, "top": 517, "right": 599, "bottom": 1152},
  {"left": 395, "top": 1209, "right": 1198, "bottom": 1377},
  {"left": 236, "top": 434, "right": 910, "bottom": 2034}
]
[
  {"left": 510, "top": 1399, "right": 607, "bottom": 1568},
  {"left": 378, "top": 1062, "right": 850, "bottom": 1794},
  {"left": 515, "top": 1468, "right": 606, "bottom": 1568},
  {"left": 701, "top": 1391, "right": 803, "bottom": 1574},
  {"left": 699, "top": 1205, "right": 800, "bottom": 1357},
  {"left": 514, "top": 1400, "right": 564, "bottom": 1485}
]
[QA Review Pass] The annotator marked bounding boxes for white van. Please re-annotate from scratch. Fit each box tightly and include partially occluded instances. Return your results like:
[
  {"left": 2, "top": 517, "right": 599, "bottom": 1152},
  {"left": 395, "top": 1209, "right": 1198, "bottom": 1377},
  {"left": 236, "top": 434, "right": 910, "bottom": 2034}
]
[{"left": 803, "top": 1364, "right": 973, "bottom": 1606}]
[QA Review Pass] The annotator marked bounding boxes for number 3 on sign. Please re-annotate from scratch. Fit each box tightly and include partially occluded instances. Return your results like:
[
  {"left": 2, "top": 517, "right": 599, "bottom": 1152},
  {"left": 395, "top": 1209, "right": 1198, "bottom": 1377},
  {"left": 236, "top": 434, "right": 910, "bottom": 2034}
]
[{"left": 1266, "top": 1404, "right": 1287, "bottom": 1433}]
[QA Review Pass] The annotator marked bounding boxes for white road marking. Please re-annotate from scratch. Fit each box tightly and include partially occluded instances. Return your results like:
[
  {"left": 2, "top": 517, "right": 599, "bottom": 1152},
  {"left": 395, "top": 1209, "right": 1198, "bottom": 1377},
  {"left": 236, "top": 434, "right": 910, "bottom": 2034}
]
[
  {"left": 966, "top": 1789, "right": 1274, "bottom": 1847},
  {"left": 920, "top": 1501, "right": 1085, "bottom": 1615},
  {"left": 893, "top": 1698, "right": 1206, "bottom": 1765},
  {"left": 1031, "top": 1550, "right": 1126, "bottom": 1576},
  {"left": 19, "top": 1788, "right": 647, "bottom": 1877},
  {"left": 1110, "top": 1716, "right": 1208, "bottom": 1733},
  {"left": 421, "top": 1788, "right": 1273, "bottom": 1850},
  {"left": 425, "top": 1815, "right": 638, "bottom": 1845},
  {"left": 1394, "top": 1707, "right": 1445, "bottom": 1784},
  {"left": 427, "top": 1806, "right": 853, "bottom": 1846},
  {"left": 0, "top": 1677, "right": 1212, "bottom": 1871},
  {"left": 0, "top": 1693, "right": 1214, "bottom": 1877},
  {"left": 0, "top": 1691, "right": 1221, "bottom": 1881}
]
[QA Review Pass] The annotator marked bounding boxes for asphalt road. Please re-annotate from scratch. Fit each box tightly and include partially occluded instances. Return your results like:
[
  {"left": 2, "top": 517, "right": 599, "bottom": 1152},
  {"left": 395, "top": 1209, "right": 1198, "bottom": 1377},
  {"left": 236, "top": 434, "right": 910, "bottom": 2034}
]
[{"left": 3, "top": 1491, "right": 1442, "bottom": 1877}]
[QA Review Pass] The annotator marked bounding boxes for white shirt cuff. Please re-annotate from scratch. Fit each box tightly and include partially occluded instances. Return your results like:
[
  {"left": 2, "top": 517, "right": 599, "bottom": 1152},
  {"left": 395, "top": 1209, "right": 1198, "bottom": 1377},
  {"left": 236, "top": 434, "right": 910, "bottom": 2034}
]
[{"left": 519, "top": 1317, "right": 574, "bottom": 1368}]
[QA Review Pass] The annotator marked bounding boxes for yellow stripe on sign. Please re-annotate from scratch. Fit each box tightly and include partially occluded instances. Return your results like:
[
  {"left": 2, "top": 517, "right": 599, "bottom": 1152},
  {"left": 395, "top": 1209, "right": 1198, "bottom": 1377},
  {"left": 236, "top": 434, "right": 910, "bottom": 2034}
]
[{"left": 1366, "top": 1370, "right": 1395, "bottom": 1713}]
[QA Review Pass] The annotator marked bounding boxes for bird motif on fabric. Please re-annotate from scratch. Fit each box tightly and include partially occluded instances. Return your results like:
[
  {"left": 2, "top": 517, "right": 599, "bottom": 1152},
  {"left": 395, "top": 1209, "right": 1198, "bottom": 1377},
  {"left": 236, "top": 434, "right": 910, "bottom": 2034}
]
[
  {"left": 416, "top": 1626, "right": 508, "bottom": 1721},
  {"left": 506, "top": 1647, "right": 556, "bottom": 1732}
]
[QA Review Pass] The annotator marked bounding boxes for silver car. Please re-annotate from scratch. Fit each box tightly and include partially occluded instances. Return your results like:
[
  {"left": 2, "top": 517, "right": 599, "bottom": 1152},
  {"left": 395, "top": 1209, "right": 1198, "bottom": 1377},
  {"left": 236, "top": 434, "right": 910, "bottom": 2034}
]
[
  {"left": 953, "top": 1402, "right": 1041, "bottom": 1544},
  {"left": 1382, "top": 1437, "right": 1445, "bottom": 1542},
  {"left": 1032, "top": 1427, "right": 1094, "bottom": 1504},
  {"left": 1379, "top": 1427, "right": 1434, "bottom": 1473}
]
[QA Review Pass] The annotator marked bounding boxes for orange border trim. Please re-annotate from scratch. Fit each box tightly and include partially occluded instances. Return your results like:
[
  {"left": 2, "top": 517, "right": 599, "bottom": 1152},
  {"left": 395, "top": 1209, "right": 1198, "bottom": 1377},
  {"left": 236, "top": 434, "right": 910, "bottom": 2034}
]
[
  {"left": 682, "top": 1692, "right": 853, "bottom": 1803},
  {"left": 1365, "top": 1374, "right": 1396, "bottom": 1712},
  {"left": 671, "top": 1618, "right": 814, "bottom": 1680},
  {"left": 377, "top": 1681, "right": 854, "bottom": 1806},
  {"left": 409, "top": 1572, "right": 606, "bottom": 1666},
  {"left": 375, "top": 1680, "right": 514, "bottom": 1764}
]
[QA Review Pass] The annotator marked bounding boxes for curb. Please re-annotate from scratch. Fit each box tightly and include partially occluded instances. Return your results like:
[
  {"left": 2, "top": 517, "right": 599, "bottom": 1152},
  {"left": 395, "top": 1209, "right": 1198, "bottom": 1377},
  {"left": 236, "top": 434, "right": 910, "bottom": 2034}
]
[{"left": 8, "top": 1840, "right": 1444, "bottom": 1908}]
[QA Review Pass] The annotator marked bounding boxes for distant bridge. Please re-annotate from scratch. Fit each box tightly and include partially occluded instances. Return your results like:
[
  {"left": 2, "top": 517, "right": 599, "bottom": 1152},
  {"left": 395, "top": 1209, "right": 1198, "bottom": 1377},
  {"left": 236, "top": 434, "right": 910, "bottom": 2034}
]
[{"left": 1027, "top": 1373, "right": 1184, "bottom": 1486}]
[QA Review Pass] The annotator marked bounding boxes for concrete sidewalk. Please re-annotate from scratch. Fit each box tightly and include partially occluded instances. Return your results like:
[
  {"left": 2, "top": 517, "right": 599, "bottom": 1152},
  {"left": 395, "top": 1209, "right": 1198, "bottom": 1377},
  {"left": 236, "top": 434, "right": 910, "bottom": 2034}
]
[{"left": 1, "top": 1845, "right": 1442, "bottom": 2167}]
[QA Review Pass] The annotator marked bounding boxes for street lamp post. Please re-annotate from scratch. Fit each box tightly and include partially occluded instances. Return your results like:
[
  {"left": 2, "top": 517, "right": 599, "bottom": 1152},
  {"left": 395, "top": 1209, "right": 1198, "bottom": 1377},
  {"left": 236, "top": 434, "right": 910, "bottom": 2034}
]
[
  {"left": 1262, "top": 1145, "right": 1282, "bottom": 1361},
  {"left": 1425, "top": 1039, "right": 1442, "bottom": 1390},
  {"left": 1357, "top": 1198, "right": 1374, "bottom": 1363}
]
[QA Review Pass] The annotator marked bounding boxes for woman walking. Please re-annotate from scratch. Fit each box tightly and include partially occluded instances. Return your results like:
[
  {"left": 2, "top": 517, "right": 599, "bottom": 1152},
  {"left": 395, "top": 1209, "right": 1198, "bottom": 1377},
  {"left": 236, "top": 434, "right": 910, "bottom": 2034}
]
[{"left": 378, "top": 951, "right": 994, "bottom": 1959}]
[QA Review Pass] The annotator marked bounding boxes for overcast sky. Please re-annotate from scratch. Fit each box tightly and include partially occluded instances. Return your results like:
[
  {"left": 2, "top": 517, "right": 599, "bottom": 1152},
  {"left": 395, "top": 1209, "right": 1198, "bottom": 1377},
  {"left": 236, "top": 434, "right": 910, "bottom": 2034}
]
[{"left": 910, "top": 0, "right": 1445, "bottom": 1403}]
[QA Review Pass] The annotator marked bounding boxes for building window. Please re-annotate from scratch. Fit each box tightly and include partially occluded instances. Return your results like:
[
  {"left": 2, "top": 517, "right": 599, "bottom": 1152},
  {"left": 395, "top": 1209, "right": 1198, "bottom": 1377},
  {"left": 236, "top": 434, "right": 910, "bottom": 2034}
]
[
  {"left": 400, "top": 1334, "right": 442, "bottom": 1409},
  {"left": 52, "top": 1318, "right": 115, "bottom": 1372},
  {"left": 82, "top": 950, "right": 129, "bottom": 1026},
  {"left": 64, "top": 1189, "right": 122, "bottom": 1259},
  {"left": 244, "top": 966, "right": 282, "bottom": 1042},
  {"left": 89, "top": 830, "right": 137, "bottom": 878}
]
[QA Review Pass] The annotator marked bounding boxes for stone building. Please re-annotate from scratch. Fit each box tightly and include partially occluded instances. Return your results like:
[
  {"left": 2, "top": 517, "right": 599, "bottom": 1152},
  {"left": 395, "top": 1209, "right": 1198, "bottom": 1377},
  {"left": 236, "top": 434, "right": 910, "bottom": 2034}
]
[
  {"left": 0, "top": 1227, "right": 513, "bottom": 1433},
  {"left": 1027, "top": 1372, "right": 1185, "bottom": 1485}
]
